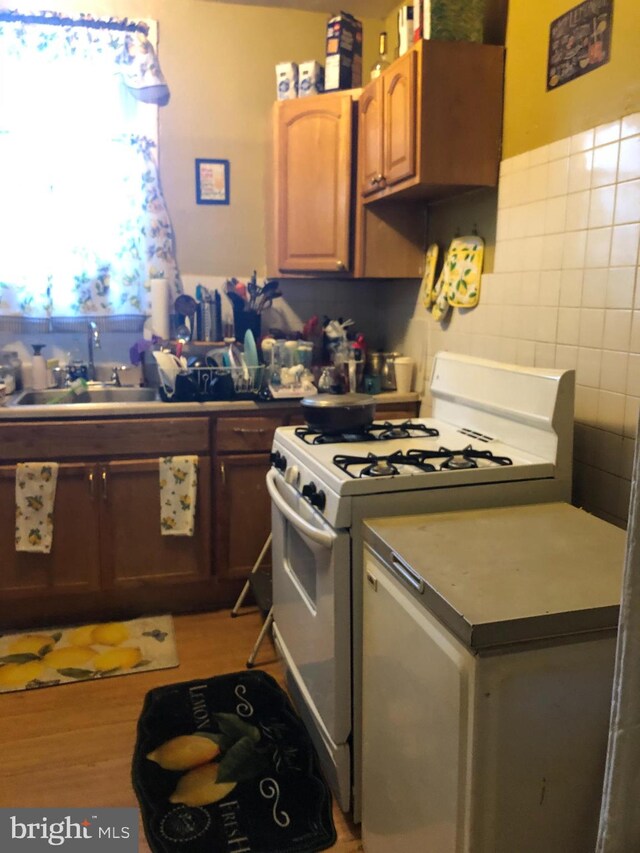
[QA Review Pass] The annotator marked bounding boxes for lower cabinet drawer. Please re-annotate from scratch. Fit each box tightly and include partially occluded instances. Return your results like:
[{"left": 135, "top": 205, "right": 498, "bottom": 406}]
[
  {"left": 0, "top": 417, "right": 210, "bottom": 461},
  {"left": 216, "top": 416, "right": 281, "bottom": 452}
]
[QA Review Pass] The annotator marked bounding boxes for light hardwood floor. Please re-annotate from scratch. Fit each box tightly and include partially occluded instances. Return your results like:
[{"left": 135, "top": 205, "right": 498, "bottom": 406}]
[{"left": 1, "top": 609, "right": 362, "bottom": 852}]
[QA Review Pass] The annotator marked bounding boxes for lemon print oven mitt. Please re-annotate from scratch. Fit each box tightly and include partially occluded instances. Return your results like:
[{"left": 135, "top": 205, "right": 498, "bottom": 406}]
[
  {"left": 445, "top": 235, "right": 484, "bottom": 308},
  {"left": 420, "top": 243, "right": 439, "bottom": 309},
  {"left": 431, "top": 247, "right": 452, "bottom": 322}
]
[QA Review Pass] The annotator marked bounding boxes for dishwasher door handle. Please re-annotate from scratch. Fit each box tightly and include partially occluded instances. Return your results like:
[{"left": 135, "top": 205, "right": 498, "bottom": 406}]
[{"left": 390, "top": 553, "right": 425, "bottom": 594}]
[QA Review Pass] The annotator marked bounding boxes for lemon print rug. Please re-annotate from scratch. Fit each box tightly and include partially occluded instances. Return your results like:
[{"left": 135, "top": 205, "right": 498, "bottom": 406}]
[
  {"left": 133, "top": 670, "right": 336, "bottom": 853},
  {"left": 0, "top": 615, "right": 178, "bottom": 693}
]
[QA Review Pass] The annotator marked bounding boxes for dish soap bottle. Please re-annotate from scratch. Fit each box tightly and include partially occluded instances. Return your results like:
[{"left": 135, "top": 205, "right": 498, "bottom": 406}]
[
  {"left": 31, "top": 344, "right": 47, "bottom": 390},
  {"left": 370, "top": 31, "right": 390, "bottom": 80}
]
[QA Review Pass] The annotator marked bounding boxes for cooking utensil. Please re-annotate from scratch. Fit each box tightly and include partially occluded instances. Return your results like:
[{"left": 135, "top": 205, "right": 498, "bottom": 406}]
[
  {"left": 174, "top": 294, "right": 198, "bottom": 339},
  {"left": 300, "top": 392, "right": 376, "bottom": 433}
]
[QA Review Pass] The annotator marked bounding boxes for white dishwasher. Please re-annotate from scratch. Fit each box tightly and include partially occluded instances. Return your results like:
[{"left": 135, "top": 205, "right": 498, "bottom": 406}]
[{"left": 361, "top": 502, "right": 625, "bottom": 853}]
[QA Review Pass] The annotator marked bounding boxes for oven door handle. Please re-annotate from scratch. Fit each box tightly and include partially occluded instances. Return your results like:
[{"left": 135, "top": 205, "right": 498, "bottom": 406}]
[{"left": 266, "top": 469, "right": 334, "bottom": 549}]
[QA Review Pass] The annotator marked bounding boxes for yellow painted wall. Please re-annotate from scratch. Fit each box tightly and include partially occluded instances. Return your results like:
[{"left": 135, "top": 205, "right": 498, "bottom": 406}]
[
  {"left": 1, "top": 0, "right": 381, "bottom": 276},
  {"left": 504, "top": 0, "right": 640, "bottom": 157}
]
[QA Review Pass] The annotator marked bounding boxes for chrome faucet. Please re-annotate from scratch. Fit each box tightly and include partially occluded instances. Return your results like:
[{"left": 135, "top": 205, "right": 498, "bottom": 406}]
[{"left": 87, "top": 320, "right": 100, "bottom": 381}]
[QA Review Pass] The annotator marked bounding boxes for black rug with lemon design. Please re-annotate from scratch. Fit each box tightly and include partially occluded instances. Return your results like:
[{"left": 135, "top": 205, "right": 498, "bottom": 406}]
[
  {"left": 0, "top": 615, "right": 178, "bottom": 692},
  {"left": 133, "top": 670, "right": 336, "bottom": 853}
]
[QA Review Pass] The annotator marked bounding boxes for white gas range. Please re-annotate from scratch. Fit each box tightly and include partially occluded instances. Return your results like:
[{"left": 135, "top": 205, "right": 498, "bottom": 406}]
[{"left": 266, "top": 352, "right": 575, "bottom": 819}]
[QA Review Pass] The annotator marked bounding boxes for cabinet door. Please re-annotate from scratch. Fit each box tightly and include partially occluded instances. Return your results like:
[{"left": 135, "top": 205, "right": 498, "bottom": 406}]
[
  {"left": 214, "top": 454, "right": 271, "bottom": 582},
  {"left": 100, "top": 458, "right": 211, "bottom": 588},
  {"left": 358, "top": 77, "right": 384, "bottom": 198},
  {"left": 383, "top": 49, "right": 417, "bottom": 189},
  {"left": 275, "top": 93, "right": 353, "bottom": 273},
  {"left": 0, "top": 463, "right": 101, "bottom": 600}
]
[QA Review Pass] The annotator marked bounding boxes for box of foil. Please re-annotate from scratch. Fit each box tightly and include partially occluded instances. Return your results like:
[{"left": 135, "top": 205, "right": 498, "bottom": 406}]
[
  {"left": 299, "top": 60, "right": 324, "bottom": 96},
  {"left": 325, "top": 12, "right": 362, "bottom": 91}
]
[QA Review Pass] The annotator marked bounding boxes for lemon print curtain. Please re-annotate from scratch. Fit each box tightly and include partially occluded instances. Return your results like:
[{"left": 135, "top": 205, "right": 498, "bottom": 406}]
[{"left": 0, "top": 10, "right": 182, "bottom": 320}]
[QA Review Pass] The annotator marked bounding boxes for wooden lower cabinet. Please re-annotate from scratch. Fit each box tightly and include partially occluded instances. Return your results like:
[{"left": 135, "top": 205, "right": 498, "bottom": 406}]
[
  {"left": 100, "top": 457, "right": 211, "bottom": 588},
  {"left": 214, "top": 453, "right": 272, "bottom": 584},
  {"left": 0, "top": 402, "right": 421, "bottom": 625},
  {"left": 0, "top": 462, "right": 101, "bottom": 599}
]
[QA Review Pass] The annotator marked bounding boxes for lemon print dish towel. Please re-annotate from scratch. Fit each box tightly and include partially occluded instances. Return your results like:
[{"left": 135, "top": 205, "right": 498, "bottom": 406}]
[
  {"left": 15, "top": 462, "right": 59, "bottom": 553},
  {"left": 159, "top": 455, "right": 198, "bottom": 536},
  {"left": 0, "top": 614, "right": 178, "bottom": 693}
]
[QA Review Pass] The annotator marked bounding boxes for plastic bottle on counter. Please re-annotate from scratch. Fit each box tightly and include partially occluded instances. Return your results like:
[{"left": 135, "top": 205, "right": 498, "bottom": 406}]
[{"left": 31, "top": 344, "right": 48, "bottom": 390}]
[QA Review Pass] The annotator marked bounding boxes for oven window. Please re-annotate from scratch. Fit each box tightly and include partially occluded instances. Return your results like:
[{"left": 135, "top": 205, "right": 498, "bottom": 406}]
[{"left": 285, "top": 524, "right": 318, "bottom": 609}]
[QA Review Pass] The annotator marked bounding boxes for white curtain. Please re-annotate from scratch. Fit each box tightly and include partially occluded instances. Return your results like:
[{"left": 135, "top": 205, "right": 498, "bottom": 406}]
[
  {"left": 596, "top": 425, "right": 640, "bottom": 851},
  {"left": 0, "top": 10, "right": 181, "bottom": 319}
]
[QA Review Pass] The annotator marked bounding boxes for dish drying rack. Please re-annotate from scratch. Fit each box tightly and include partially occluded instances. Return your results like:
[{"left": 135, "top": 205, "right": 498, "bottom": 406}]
[{"left": 159, "top": 365, "right": 266, "bottom": 402}]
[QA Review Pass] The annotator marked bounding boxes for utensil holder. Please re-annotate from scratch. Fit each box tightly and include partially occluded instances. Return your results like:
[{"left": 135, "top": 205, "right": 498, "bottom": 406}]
[{"left": 233, "top": 308, "right": 261, "bottom": 342}]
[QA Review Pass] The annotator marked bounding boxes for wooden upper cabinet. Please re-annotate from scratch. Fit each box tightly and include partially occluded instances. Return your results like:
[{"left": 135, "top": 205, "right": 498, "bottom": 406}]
[
  {"left": 359, "top": 40, "right": 504, "bottom": 203},
  {"left": 274, "top": 93, "right": 353, "bottom": 274},
  {"left": 383, "top": 50, "right": 417, "bottom": 189},
  {"left": 358, "top": 78, "right": 383, "bottom": 198}
]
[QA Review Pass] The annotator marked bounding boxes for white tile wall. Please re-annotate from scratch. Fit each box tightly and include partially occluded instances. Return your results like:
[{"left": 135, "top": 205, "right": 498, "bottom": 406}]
[{"left": 412, "top": 113, "right": 640, "bottom": 528}]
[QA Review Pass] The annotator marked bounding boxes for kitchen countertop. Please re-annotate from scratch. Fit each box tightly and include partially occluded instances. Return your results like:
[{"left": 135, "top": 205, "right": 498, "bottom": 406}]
[
  {"left": 364, "top": 502, "right": 626, "bottom": 650},
  {"left": 0, "top": 389, "right": 420, "bottom": 420}
]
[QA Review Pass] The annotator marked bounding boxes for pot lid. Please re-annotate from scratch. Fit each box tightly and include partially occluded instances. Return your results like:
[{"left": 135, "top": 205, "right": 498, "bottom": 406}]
[{"left": 301, "top": 392, "right": 375, "bottom": 409}]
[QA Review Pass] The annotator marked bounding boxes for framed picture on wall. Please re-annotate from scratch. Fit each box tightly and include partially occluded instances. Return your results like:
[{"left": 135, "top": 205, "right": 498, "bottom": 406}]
[
  {"left": 547, "top": 0, "right": 613, "bottom": 91},
  {"left": 195, "top": 158, "right": 230, "bottom": 205}
]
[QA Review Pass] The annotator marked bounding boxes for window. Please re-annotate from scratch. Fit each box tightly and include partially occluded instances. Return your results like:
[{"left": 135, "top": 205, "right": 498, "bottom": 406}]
[{"left": 0, "top": 11, "right": 180, "bottom": 327}]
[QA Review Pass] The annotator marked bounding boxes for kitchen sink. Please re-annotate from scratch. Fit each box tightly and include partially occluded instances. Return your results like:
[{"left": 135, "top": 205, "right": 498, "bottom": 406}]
[{"left": 14, "top": 387, "right": 158, "bottom": 405}]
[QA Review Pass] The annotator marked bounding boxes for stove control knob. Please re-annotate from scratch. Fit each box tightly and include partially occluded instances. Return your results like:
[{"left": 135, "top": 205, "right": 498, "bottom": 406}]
[
  {"left": 270, "top": 451, "right": 287, "bottom": 472},
  {"left": 302, "top": 482, "right": 326, "bottom": 511},
  {"left": 284, "top": 465, "right": 300, "bottom": 487}
]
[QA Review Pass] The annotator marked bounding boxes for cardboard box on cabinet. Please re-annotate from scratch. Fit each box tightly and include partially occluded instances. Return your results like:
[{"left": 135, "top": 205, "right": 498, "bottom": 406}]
[
  {"left": 276, "top": 61, "right": 298, "bottom": 100},
  {"left": 299, "top": 60, "right": 324, "bottom": 96},
  {"left": 325, "top": 12, "right": 362, "bottom": 91}
]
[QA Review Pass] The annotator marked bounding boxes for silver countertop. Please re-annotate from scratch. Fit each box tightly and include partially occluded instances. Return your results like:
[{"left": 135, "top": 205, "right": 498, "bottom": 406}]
[
  {"left": 0, "top": 390, "right": 420, "bottom": 421},
  {"left": 364, "top": 502, "right": 626, "bottom": 650}
]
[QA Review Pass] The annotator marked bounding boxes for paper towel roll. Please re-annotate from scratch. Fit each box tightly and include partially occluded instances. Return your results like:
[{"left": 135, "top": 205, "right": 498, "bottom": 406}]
[{"left": 150, "top": 278, "right": 170, "bottom": 340}]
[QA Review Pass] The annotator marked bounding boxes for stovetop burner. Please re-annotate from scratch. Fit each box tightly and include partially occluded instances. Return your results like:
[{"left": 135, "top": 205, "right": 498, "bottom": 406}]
[
  {"left": 295, "top": 421, "right": 440, "bottom": 445},
  {"left": 333, "top": 445, "right": 513, "bottom": 479}
]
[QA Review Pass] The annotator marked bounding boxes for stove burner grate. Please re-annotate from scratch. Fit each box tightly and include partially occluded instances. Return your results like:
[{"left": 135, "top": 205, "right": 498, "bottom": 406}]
[
  {"left": 333, "top": 445, "right": 513, "bottom": 478},
  {"left": 334, "top": 450, "right": 437, "bottom": 479},
  {"left": 405, "top": 445, "right": 514, "bottom": 470},
  {"left": 295, "top": 421, "right": 440, "bottom": 445}
]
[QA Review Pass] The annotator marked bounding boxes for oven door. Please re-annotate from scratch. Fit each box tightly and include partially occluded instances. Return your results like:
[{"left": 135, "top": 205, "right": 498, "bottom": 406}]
[{"left": 266, "top": 468, "right": 351, "bottom": 744}]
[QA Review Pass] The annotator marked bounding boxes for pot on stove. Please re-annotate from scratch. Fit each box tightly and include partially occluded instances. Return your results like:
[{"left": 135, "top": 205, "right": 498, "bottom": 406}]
[{"left": 300, "top": 392, "right": 376, "bottom": 434}]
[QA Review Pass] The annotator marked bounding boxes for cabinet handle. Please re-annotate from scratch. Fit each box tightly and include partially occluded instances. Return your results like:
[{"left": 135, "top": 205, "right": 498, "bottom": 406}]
[
  {"left": 390, "top": 552, "right": 425, "bottom": 594},
  {"left": 336, "top": 260, "right": 345, "bottom": 271},
  {"left": 232, "top": 427, "right": 266, "bottom": 435},
  {"left": 88, "top": 469, "right": 95, "bottom": 499},
  {"left": 220, "top": 461, "right": 226, "bottom": 487},
  {"left": 101, "top": 468, "right": 108, "bottom": 501},
  {"left": 370, "top": 176, "right": 380, "bottom": 186}
]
